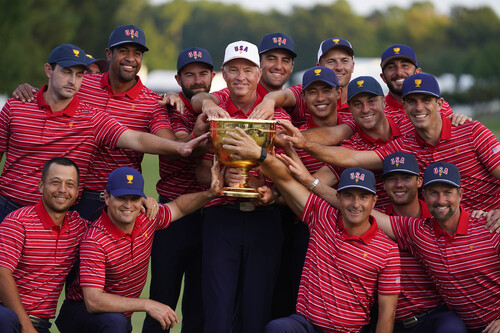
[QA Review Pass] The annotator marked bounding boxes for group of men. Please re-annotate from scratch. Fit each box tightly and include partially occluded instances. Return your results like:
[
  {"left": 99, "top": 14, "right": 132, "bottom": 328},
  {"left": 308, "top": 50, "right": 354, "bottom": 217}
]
[{"left": 0, "top": 21, "right": 499, "bottom": 333}]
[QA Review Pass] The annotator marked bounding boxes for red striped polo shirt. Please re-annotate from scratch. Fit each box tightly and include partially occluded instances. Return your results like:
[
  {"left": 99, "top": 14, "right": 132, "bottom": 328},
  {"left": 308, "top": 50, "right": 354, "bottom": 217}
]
[
  {"left": 77, "top": 73, "right": 171, "bottom": 191},
  {"left": 66, "top": 204, "right": 172, "bottom": 318},
  {"left": 338, "top": 117, "right": 403, "bottom": 210},
  {"left": 0, "top": 88, "right": 127, "bottom": 205},
  {"left": 383, "top": 200, "right": 444, "bottom": 321},
  {"left": 298, "top": 194, "right": 400, "bottom": 332},
  {"left": 0, "top": 201, "right": 87, "bottom": 318},
  {"left": 390, "top": 208, "right": 500, "bottom": 329},
  {"left": 204, "top": 91, "right": 292, "bottom": 207},
  {"left": 374, "top": 115, "right": 500, "bottom": 212},
  {"left": 157, "top": 93, "right": 204, "bottom": 200},
  {"left": 384, "top": 93, "right": 453, "bottom": 135}
]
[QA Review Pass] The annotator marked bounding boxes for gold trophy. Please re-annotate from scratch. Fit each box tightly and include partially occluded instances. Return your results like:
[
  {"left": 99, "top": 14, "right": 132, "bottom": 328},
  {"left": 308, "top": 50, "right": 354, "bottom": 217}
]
[{"left": 210, "top": 118, "right": 277, "bottom": 198}]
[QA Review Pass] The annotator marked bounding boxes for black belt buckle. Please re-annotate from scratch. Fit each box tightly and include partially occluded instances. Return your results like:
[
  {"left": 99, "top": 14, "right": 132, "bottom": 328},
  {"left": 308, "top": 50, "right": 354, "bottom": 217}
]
[
  {"left": 99, "top": 191, "right": 105, "bottom": 202},
  {"left": 402, "top": 316, "right": 418, "bottom": 328},
  {"left": 29, "top": 315, "right": 51, "bottom": 329}
]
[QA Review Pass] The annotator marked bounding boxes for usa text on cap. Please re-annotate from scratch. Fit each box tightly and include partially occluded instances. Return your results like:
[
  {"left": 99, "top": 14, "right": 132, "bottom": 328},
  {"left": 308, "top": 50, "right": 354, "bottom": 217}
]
[
  {"left": 108, "top": 24, "right": 148, "bottom": 52},
  {"left": 48, "top": 44, "right": 90, "bottom": 71},
  {"left": 347, "top": 76, "right": 384, "bottom": 103},
  {"left": 177, "top": 47, "right": 213, "bottom": 72},
  {"left": 382, "top": 152, "right": 420, "bottom": 178},
  {"left": 302, "top": 66, "right": 339, "bottom": 90},
  {"left": 317, "top": 37, "right": 354, "bottom": 62},
  {"left": 338, "top": 167, "right": 377, "bottom": 195},
  {"left": 223, "top": 41, "right": 260, "bottom": 67},
  {"left": 380, "top": 44, "right": 418, "bottom": 69},
  {"left": 106, "top": 167, "right": 146, "bottom": 198},
  {"left": 258, "top": 32, "right": 297, "bottom": 58},
  {"left": 402, "top": 73, "right": 440, "bottom": 99},
  {"left": 423, "top": 161, "right": 461, "bottom": 188}
]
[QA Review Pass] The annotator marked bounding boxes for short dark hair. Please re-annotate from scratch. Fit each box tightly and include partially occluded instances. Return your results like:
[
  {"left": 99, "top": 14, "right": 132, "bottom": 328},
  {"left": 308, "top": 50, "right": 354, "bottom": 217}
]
[{"left": 41, "top": 157, "right": 80, "bottom": 183}]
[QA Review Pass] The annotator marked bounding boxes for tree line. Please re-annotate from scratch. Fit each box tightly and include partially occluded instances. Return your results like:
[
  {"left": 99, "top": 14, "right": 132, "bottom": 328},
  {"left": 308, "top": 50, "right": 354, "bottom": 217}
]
[{"left": 1, "top": 0, "right": 499, "bottom": 103}]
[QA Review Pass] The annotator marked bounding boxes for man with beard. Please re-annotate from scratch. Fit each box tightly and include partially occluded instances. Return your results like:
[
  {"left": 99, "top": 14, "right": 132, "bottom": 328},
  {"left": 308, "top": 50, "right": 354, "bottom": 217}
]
[
  {"left": 143, "top": 47, "right": 215, "bottom": 333},
  {"left": 0, "top": 157, "right": 86, "bottom": 332}
]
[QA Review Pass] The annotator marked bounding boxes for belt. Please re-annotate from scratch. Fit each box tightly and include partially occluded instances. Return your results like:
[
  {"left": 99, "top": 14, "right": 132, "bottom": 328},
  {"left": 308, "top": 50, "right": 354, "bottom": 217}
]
[
  {"left": 223, "top": 202, "right": 276, "bottom": 212},
  {"left": 395, "top": 305, "right": 444, "bottom": 329},
  {"left": 81, "top": 189, "right": 106, "bottom": 202},
  {"left": 29, "top": 315, "right": 52, "bottom": 329}
]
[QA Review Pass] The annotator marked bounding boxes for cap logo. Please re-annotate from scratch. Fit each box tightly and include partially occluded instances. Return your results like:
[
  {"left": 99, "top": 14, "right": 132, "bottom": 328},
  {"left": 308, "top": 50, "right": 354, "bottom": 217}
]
[
  {"left": 356, "top": 80, "right": 364, "bottom": 88},
  {"left": 434, "top": 166, "right": 448, "bottom": 177},
  {"left": 414, "top": 79, "right": 422, "bottom": 87},
  {"left": 73, "top": 49, "right": 80, "bottom": 57},
  {"left": 332, "top": 39, "right": 340, "bottom": 44},
  {"left": 390, "top": 156, "right": 405, "bottom": 167},
  {"left": 188, "top": 51, "right": 202, "bottom": 60},
  {"left": 85, "top": 54, "right": 93, "bottom": 59},
  {"left": 393, "top": 47, "right": 401, "bottom": 55},
  {"left": 125, "top": 29, "right": 139, "bottom": 39},
  {"left": 126, "top": 174, "right": 134, "bottom": 184},
  {"left": 350, "top": 172, "right": 365, "bottom": 182},
  {"left": 272, "top": 37, "right": 286, "bottom": 46},
  {"left": 314, "top": 69, "right": 321, "bottom": 76},
  {"left": 234, "top": 45, "right": 249, "bottom": 54}
]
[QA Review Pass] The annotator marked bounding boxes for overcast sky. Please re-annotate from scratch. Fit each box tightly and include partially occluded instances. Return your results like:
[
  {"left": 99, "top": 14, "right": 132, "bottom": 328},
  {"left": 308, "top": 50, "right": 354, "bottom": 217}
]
[{"left": 150, "top": 0, "right": 500, "bottom": 16}]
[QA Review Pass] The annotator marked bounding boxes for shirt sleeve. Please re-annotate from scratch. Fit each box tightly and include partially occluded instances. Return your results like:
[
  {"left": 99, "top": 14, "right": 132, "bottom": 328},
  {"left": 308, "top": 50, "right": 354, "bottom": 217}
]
[
  {"left": 211, "top": 88, "right": 230, "bottom": 105},
  {"left": 377, "top": 242, "right": 401, "bottom": 295},
  {"left": 92, "top": 109, "right": 129, "bottom": 150},
  {"left": 0, "top": 216, "right": 25, "bottom": 272},
  {"left": 0, "top": 99, "right": 14, "bottom": 153},
  {"left": 470, "top": 121, "right": 500, "bottom": 172},
  {"left": 78, "top": 237, "right": 107, "bottom": 289},
  {"left": 149, "top": 105, "right": 172, "bottom": 134},
  {"left": 155, "top": 204, "right": 173, "bottom": 230}
]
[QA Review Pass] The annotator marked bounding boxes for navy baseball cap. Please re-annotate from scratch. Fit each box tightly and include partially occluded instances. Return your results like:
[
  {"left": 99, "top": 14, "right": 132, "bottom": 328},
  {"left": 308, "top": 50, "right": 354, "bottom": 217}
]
[
  {"left": 380, "top": 44, "right": 418, "bottom": 69},
  {"left": 302, "top": 66, "right": 339, "bottom": 90},
  {"left": 347, "top": 76, "right": 384, "bottom": 103},
  {"left": 106, "top": 167, "right": 146, "bottom": 198},
  {"left": 177, "top": 47, "right": 213, "bottom": 72},
  {"left": 48, "top": 44, "right": 90, "bottom": 70},
  {"left": 423, "top": 162, "right": 461, "bottom": 188},
  {"left": 338, "top": 167, "right": 377, "bottom": 195},
  {"left": 317, "top": 37, "right": 354, "bottom": 62},
  {"left": 258, "top": 32, "right": 297, "bottom": 58},
  {"left": 402, "top": 73, "right": 440, "bottom": 99},
  {"left": 86, "top": 54, "right": 109, "bottom": 72},
  {"left": 382, "top": 152, "right": 420, "bottom": 178},
  {"left": 108, "top": 24, "right": 148, "bottom": 52}
]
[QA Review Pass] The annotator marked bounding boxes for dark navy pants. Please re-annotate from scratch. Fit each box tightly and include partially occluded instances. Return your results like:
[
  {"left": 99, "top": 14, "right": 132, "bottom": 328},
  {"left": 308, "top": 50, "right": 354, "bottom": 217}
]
[
  {"left": 74, "top": 189, "right": 106, "bottom": 222},
  {"left": 393, "top": 305, "right": 467, "bottom": 333},
  {"left": 55, "top": 300, "right": 131, "bottom": 333},
  {"left": 0, "top": 194, "right": 24, "bottom": 223},
  {"left": 265, "top": 314, "right": 323, "bottom": 333},
  {"left": 0, "top": 304, "right": 51, "bottom": 333},
  {"left": 142, "top": 197, "right": 204, "bottom": 333},
  {"left": 202, "top": 205, "right": 283, "bottom": 333}
]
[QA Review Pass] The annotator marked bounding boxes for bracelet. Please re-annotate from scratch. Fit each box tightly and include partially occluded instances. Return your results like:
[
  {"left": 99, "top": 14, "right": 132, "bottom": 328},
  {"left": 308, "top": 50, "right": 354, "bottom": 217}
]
[
  {"left": 191, "top": 132, "right": 196, "bottom": 139},
  {"left": 257, "top": 148, "right": 268, "bottom": 162},
  {"left": 309, "top": 178, "right": 320, "bottom": 191}
]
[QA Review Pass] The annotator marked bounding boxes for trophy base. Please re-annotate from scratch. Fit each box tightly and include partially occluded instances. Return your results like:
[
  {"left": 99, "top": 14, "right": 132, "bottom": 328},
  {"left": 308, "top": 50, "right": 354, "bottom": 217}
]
[{"left": 220, "top": 187, "right": 261, "bottom": 198}]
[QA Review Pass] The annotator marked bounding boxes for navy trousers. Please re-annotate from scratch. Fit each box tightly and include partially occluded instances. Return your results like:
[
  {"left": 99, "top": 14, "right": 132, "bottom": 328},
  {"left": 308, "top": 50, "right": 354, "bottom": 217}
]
[
  {"left": 0, "top": 304, "right": 51, "bottom": 333},
  {"left": 142, "top": 198, "right": 204, "bottom": 333},
  {"left": 202, "top": 205, "right": 283, "bottom": 333}
]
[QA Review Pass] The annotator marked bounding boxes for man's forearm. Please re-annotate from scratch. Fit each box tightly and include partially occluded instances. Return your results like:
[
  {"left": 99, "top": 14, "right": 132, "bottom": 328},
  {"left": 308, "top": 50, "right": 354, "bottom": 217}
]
[{"left": 0, "top": 268, "right": 33, "bottom": 330}]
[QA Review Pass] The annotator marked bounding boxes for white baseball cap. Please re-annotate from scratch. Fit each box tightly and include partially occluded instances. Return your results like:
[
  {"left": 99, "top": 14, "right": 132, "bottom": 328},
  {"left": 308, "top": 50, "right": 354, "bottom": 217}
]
[{"left": 223, "top": 41, "right": 260, "bottom": 67}]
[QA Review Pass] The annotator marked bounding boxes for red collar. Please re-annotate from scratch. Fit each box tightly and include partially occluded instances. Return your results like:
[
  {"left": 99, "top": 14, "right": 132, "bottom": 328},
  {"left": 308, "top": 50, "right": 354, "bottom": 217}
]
[
  {"left": 385, "top": 93, "right": 403, "bottom": 111},
  {"left": 355, "top": 116, "right": 401, "bottom": 145},
  {"left": 35, "top": 200, "right": 69, "bottom": 234},
  {"left": 100, "top": 72, "right": 144, "bottom": 99},
  {"left": 225, "top": 93, "right": 264, "bottom": 118},
  {"left": 257, "top": 82, "right": 270, "bottom": 97},
  {"left": 337, "top": 215, "right": 378, "bottom": 243},
  {"left": 415, "top": 115, "right": 451, "bottom": 148},
  {"left": 101, "top": 209, "right": 142, "bottom": 241},
  {"left": 432, "top": 206, "right": 469, "bottom": 240},
  {"left": 37, "top": 85, "right": 80, "bottom": 117}
]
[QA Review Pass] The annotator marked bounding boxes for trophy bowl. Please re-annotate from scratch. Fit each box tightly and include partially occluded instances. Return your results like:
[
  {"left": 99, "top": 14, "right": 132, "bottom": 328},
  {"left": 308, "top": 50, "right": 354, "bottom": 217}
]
[{"left": 210, "top": 118, "right": 277, "bottom": 198}]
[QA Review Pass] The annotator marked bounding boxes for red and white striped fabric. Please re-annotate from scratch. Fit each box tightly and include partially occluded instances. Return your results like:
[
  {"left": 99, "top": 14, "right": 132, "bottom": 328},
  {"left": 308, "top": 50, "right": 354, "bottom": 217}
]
[
  {"left": 390, "top": 208, "right": 500, "bottom": 329},
  {"left": 157, "top": 93, "right": 204, "bottom": 200},
  {"left": 374, "top": 116, "right": 500, "bottom": 212},
  {"left": 298, "top": 194, "right": 400, "bottom": 332},
  {"left": 0, "top": 201, "right": 87, "bottom": 318},
  {"left": 0, "top": 87, "right": 127, "bottom": 206},
  {"left": 66, "top": 204, "right": 172, "bottom": 318},
  {"left": 78, "top": 73, "right": 171, "bottom": 191},
  {"left": 383, "top": 200, "right": 444, "bottom": 321}
]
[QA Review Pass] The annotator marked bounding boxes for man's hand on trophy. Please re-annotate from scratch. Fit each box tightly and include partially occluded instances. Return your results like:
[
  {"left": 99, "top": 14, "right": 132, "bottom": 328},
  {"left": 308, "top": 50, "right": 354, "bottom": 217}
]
[{"left": 222, "top": 127, "right": 261, "bottom": 160}]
